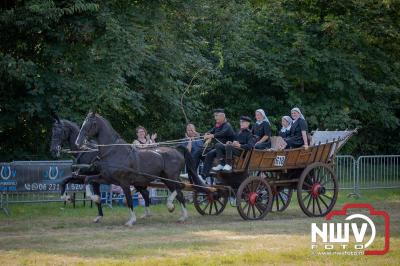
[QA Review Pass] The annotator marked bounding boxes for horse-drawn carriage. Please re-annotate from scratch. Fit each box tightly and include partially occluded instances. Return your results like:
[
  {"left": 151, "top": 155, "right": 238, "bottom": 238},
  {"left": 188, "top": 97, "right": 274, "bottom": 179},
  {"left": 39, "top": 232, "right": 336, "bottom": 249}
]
[
  {"left": 52, "top": 113, "right": 356, "bottom": 224},
  {"left": 185, "top": 130, "right": 356, "bottom": 220}
]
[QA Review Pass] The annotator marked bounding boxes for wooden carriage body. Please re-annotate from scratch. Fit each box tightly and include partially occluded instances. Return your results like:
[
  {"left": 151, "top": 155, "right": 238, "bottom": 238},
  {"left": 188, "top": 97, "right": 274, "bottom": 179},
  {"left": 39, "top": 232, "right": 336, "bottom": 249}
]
[
  {"left": 194, "top": 130, "right": 357, "bottom": 220},
  {"left": 233, "top": 130, "right": 356, "bottom": 173}
]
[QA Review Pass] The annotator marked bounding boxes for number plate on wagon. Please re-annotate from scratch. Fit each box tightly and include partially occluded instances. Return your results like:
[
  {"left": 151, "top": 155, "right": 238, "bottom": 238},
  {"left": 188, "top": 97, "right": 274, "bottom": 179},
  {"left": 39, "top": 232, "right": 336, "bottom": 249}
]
[{"left": 274, "top": 156, "right": 286, "bottom": 167}]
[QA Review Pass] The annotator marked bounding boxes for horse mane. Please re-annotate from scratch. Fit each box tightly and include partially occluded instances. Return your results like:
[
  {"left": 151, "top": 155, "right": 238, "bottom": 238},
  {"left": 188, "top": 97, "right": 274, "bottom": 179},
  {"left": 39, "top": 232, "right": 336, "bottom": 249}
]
[
  {"left": 95, "top": 114, "right": 125, "bottom": 143},
  {"left": 60, "top": 119, "right": 80, "bottom": 133}
]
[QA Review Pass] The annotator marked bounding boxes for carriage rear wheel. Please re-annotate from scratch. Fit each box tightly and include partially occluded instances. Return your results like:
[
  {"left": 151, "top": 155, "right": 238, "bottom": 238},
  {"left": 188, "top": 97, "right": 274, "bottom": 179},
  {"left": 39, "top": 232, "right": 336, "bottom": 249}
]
[
  {"left": 236, "top": 176, "right": 273, "bottom": 220},
  {"left": 271, "top": 186, "right": 293, "bottom": 212},
  {"left": 193, "top": 190, "right": 228, "bottom": 216},
  {"left": 297, "top": 162, "right": 338, "bottom": 217}
]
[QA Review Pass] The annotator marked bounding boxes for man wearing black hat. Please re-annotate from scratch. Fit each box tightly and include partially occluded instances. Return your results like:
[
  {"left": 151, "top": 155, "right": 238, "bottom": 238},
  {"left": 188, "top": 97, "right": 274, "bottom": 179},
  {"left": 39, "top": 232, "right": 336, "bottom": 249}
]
[
  {"left": 211, "top": 115, "right": 255, "bottom": 172},
  {"left": 200, "top": 109, "right": 235, "bottom": 177}
]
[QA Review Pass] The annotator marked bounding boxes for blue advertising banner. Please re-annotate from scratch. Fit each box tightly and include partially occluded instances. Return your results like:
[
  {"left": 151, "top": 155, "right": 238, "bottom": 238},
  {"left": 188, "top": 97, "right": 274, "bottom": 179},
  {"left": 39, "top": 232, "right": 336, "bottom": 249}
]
[{"left": 0, "top": 161, "right": 84, "bottom": 192}]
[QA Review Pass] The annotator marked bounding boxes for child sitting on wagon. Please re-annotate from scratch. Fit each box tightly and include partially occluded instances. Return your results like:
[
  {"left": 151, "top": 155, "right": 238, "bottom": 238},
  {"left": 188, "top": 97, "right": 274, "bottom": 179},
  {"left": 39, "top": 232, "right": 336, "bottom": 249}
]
[{"left": 210, "top": 116, "right": 256, "bottom": 172}]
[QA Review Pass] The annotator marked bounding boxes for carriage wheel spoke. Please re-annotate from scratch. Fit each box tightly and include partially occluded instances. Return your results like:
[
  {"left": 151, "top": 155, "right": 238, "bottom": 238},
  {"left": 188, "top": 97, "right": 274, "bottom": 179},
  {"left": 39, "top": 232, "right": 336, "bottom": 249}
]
[
  {"left": 321, "top": 178, "right": 331, "bottom": 187},
  {"left": 278, "top": 193, "right": 286, "bottom": 207},
  {"left": 213, "top": 201, "right": 219, "bottom": 213},
  {"left": 248, "top": 182, "right": 255, "bottom": 193},
  {"left": 302, "top": 192, "right": 311, "bottom": 203},
  {"left": 217, "top": 199, "right": 224, "bottom": 207},
  {"left": 242, "top": 202, "right": 249, "bottom": 212},
  {"left": 312, "top": 198, "right": 315, "bottom": 214},
  {"left": 202, "top": 201, "right": 210, "bottom": 212},
  {"left": 316, "top": 169, "right": 321, "bottom": 182},
  {"left": 318, "top": 195, "right": 329, "bottom": 209},
  {"left": 251, "top": 205, "right": 257, "bottom": 218},
  {"left": 198, "top": 197, "right": 208, "bottom": 204},
  {"left": 321, "top": 194, "right": 333, "bottom": 201},
  {"left": 246, "top": 202, "right": 251, "bottom": 217},
  {"left": 245, "top": 184, "right": 252, "bottom": 195},
  {"left": 316, "top": 197, "right": 323, "bottom": 215},
  {"left": 257, "top": 185, "right": 266, "bottom": 194},
  {"left": 208, "top": 201, "right": 213, "bottom": 214},
  {"left": 254, "top": 181, "right": 262, "bottom": 193},
  {"left": 254, "top": 203, "right": 262, "bottom": 214},
  {"left": 303, "top": 180, "right": 312, "bottom": 187},
  {"left": 306, "top": 194, "right": 312, "bottom": 209}
]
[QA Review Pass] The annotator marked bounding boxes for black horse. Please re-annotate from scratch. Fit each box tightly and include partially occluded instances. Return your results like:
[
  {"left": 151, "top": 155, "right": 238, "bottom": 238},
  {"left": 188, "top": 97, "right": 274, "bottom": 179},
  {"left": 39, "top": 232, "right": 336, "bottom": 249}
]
[
  {"left": 75, "top": 111, "right": 202, "bottom": 225},
  {"left": 49, "top": 116, "right": 152, "bottom": 222}
]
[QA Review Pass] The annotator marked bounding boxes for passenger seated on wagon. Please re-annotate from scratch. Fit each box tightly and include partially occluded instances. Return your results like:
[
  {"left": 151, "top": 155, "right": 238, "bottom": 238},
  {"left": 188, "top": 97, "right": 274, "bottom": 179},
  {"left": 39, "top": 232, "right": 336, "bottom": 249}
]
[
  {"left": 201, "top": 108, "right": 235, "bottom": 177},
  {"left": 210, "top": 116, "right": 255, "bottom": 172},
  {"left": 279, "top": 116, "right": 292, "bottom": 138},
  {"left": 185, "top": 123, "right": 203, "bottom": 154},
  {"left": 253, "top": 109, "right": 272, "bottom": 149},
  {"left": 281, "top": 107, "right": 309, "bottom": 149},
  {"left": 133, "top": 126, "right": 157, "bottom": 148}
]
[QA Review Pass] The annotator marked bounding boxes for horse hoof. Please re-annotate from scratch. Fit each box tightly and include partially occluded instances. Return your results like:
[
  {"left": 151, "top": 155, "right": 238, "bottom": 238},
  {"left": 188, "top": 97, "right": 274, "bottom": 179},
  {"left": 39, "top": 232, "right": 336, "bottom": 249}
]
[
  {"left": 61, "top": 195, "right": 71, "bottom": 202},
  {"left": 167, "top": 204, "right": 175, "bottom": 213},
  {"left": 124, "top": 222, "right": 135, "bottom": 227},
  {"left": 93, "top": 216, "right": 103, "bottom": 223}
]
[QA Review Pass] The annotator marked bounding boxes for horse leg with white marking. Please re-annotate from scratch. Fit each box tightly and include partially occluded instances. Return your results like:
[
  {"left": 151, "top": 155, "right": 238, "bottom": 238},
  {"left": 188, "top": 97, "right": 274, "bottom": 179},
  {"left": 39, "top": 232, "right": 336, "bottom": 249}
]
[
  {"left": 60, "top": 177, "right": 71, "bottom": 201},
  {"left": 167, "top": 190, "right": 177, "bottom": 213},
  {"left": 122, "top": 186, "right": 136, "bottom": 226},
  {"left": 175, "top": 190, "right": 188, "bottom": 222},
  {"left": 84, "top": 176, "right": 101, "bottom": 203},
  {"left": 92, "top": 183, "right": 103, "bottom": 223}
]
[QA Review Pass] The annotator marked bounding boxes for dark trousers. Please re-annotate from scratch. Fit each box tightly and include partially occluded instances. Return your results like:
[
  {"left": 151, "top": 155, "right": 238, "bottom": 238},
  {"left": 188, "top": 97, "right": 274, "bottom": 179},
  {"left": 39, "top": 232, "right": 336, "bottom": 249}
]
[
  {"left": 202, "top": 149, "right": 217, "bottom": 177},
  {"left": 202, "top": 144, "right": 243, "bottom": 176},
  {"left": 191, "top": 148, "right": 203, "bottom": 171},
  {"left": 254, "top": 141, "right": 271, "bottom": 150},
  {"left": 284, "top": 137, "right": 303, "bottom": 149},
  {"left": 215, "top": 143, "right": 242, "bottom": 164}
]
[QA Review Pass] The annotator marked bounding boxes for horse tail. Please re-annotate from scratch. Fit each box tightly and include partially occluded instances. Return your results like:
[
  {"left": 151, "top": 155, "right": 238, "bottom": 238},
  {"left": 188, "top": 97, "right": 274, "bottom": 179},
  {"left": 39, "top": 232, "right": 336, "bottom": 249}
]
[{"left": 176, "top": 145, "right": 207, "bottom": 189}]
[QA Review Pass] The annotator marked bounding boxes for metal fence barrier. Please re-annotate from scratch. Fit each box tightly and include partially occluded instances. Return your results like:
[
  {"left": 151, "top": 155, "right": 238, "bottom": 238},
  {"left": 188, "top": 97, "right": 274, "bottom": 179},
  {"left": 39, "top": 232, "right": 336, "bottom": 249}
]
[
  {"left": 356, "top": 155, "right": 400, "bottom": 191},
  {"left": 1, "top": 156, "right": 400, "bottom": 214},
  {"left": 334, "top": 155, "right": 356, "bottom": 191}
]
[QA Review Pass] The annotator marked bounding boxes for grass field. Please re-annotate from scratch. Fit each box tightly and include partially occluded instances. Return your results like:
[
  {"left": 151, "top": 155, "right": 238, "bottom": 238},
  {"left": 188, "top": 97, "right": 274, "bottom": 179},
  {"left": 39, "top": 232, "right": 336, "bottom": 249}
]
[{"left": 0, "top": 189, "right": 399, "bottom": 265}]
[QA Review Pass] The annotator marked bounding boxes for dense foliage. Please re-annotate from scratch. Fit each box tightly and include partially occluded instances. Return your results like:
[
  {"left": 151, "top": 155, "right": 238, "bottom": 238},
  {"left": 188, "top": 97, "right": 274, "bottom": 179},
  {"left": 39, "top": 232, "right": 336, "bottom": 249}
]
[{"left": 1, "top": 0, "right": 399, "bottom": 161}]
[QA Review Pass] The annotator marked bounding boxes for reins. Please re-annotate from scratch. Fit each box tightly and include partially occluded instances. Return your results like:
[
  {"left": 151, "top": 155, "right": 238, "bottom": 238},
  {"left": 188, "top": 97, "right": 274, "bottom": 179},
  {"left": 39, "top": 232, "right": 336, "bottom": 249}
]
[{"left": 93, "top": 162, "right": 232, "bottom": 192}]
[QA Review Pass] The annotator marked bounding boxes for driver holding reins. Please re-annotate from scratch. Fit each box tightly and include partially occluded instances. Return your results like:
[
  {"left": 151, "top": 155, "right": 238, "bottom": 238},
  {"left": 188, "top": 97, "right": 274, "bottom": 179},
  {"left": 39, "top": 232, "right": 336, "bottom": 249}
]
[{"left": 201, "top": 108, "right": 235, "bottom": 178}]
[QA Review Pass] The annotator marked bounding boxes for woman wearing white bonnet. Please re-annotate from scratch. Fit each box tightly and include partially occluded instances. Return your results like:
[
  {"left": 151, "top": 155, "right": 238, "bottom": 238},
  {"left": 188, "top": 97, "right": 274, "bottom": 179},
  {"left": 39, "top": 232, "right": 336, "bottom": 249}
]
[
  {"left": 279, "top": 115, "right": 292, "bottom": 138},
  {"left": 252, "top": 109, "right": 272, "bottom": 149},
  {"left": 282, "top": 107, "right": 309, "bottom": 149}
]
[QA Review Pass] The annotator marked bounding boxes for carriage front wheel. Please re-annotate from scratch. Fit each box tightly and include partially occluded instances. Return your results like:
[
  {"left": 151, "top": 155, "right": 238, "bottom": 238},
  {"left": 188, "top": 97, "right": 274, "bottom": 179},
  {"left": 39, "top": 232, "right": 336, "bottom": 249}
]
[
  {"left": 193, "top": 190, "right": 228, "bottom": 216},
  {"left": 236, "top": 176, "right": 273, "bottom": 220},
  {"left": 297, "top": 162, "right": 338, "bottom": 217}
]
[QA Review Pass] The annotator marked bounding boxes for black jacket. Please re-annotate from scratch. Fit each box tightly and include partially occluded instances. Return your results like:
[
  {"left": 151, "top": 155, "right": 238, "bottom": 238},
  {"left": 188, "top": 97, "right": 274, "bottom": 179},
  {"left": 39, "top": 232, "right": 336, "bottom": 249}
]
[
  {"left": 252, "top": 121, "right": 272, "bottom": 145},
  {"left": 208, "top": 121, "right": 235, "bottom": 144},
  {"left": 279, "top": 129, "right": 290, "bottom": 139},
  {"left": 285, "top": 118, "right": 308, "bottom": 147},
  {"left": 234, "top": 128, "right": 255, "bottom": 150}
]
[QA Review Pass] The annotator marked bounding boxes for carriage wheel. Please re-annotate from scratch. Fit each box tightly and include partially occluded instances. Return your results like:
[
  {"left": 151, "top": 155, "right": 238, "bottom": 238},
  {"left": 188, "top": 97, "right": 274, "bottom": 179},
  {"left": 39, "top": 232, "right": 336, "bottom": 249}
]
[
  {"left": 193, "top": 191, "right": 228, "bottom": 216},
  {"left": 297, "top": 162, "right": 338, "bottom": 217},
  {"left": 271, "top": 186, "right": 293, "bottom": 212},
  {"left": 236, "top": 176, "right": 273, "bottom": 220}
]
